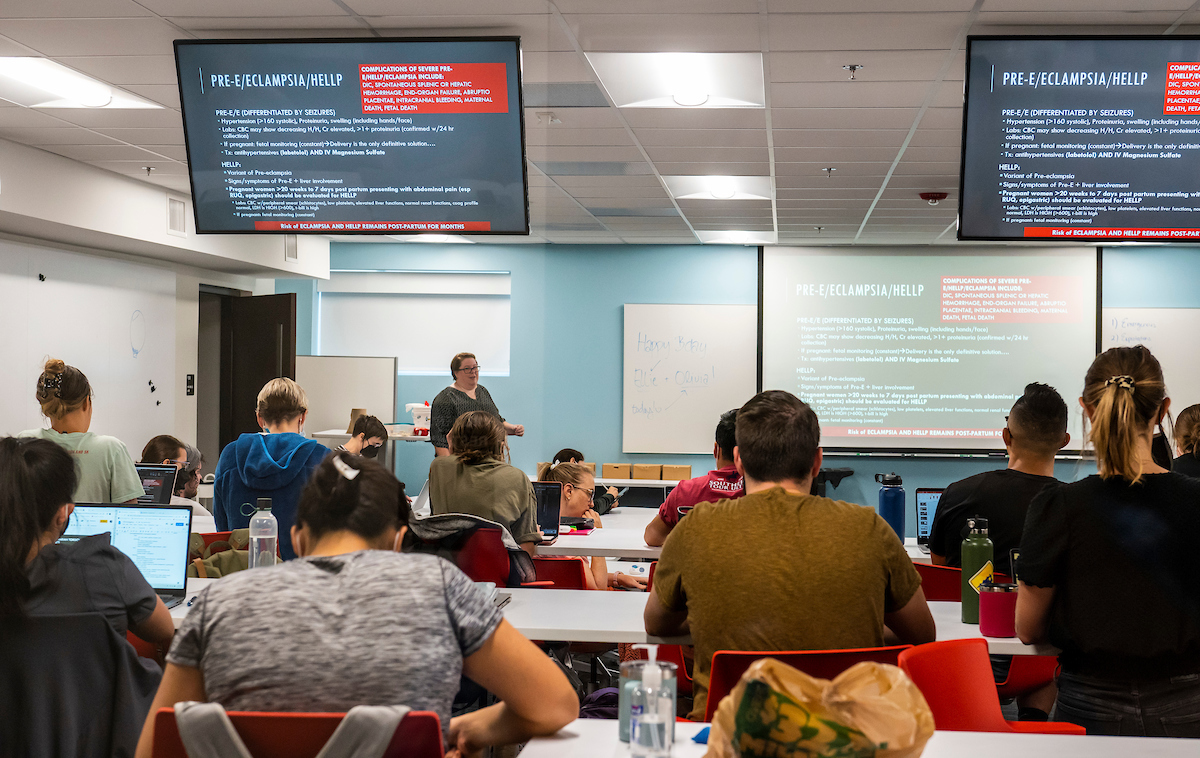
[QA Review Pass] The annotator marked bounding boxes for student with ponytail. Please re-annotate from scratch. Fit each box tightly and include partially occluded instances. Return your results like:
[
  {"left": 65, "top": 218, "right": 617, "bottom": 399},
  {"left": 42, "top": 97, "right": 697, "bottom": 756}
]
[
  {"left": 1016, "top": 346, "right": 1200, "bottom": 737},
  {"left": 0, "top": 436, "right": 174, "bottom": 641},
  {"left": 18, "top": 358, "right": 144, "bottom": 504},
  {"left": 137, "top": 451, "right": 578, "bottom": 758},
  {"left": 1174, "top": 403, "right": 1200, "bottom": 478}
]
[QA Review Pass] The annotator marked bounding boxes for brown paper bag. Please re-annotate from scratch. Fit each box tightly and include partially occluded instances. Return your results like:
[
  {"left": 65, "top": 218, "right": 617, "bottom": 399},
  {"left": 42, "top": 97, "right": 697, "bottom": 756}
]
[{"left": 704, "top": 658, "right": 934, "bottom": 758}]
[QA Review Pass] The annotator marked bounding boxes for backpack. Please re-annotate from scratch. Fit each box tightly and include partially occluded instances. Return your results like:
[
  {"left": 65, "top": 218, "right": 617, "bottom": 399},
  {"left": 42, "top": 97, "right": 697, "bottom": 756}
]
[{"left": 187, "top": 529, "right": 250, "bottom": 579}]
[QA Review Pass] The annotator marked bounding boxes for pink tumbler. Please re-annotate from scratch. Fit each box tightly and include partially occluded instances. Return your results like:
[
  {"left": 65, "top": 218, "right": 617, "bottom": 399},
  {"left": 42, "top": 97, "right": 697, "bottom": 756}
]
[{"left": 979, "top": 582, "right": 1018, "bottom": 638}]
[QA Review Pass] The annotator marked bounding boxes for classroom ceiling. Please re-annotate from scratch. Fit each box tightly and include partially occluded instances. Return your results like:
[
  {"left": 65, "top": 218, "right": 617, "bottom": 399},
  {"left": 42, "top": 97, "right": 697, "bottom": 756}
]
[{"left": 1, "top": 0, "right": 1198, "bottom": 246}]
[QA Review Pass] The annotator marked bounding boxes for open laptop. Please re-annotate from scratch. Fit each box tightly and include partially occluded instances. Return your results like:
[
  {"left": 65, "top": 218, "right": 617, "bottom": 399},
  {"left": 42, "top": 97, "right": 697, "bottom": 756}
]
[
  {"left": 915, "top": 488, "right": 944, "bottom": 554},
  {"left": 411, "top": 479, "right": 431, "bottom": 516},
  {"left": 135, "top": 464, "right": 177, "bottom": 504},
  {"left": 532, "top": 481, "right": 562, "bottom": 545},
  {"left": 58, "top": 504, "right": 193, "bottom": 608}
]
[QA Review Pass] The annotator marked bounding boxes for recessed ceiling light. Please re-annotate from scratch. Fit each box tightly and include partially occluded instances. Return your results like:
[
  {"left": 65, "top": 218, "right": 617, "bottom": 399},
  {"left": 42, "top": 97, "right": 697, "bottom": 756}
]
[
  {"left": 0, "top": 57, "right": 160, "bottom": 109},
  {"left": 585, "top": 52, "right": 765, "bottom": 109},
  {"left": 707, "top": 176, "right": 736, "bottom": 199},
  {"left": 386, "top": 233, "right": 475, "bottom": 244},
  {"left": 696, "top": 230, "right": 777, "bottom": 245},
  {"left": 663, "top": 175, "right": 772, "bottom": 201}
]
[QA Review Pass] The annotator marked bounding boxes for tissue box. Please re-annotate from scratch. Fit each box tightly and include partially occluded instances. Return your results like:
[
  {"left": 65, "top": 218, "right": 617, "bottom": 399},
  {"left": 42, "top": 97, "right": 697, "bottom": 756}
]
[
  {"left": 602, "top": 463, "right": 631, "bottom": 479},
  {"left": 661, "top": 465, "right": 692, "bottom": 482},
  {"left": 631, "top": 464, "right": 662, "bottom": 480}
]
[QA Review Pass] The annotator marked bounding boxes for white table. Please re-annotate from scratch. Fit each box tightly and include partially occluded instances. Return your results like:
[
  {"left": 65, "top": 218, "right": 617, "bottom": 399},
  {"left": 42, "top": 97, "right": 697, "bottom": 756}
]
[
  {"left": 171, "top": 577, "right": 218, "bottom": 629},
  {"left": 904, "top": 537, "right": 932, "bottom": 564},
  {"left": 500, "top": 587, "right": 688, "bottom": 645},
  {"left": 537, "top": 506, "right": 661, "bottom": 560},
  {"left": 930, "top": 601, "right": 1059, "bottom": 656},
  {"left": 521, "top": 719, "right": 1200, "bottom": 758}
]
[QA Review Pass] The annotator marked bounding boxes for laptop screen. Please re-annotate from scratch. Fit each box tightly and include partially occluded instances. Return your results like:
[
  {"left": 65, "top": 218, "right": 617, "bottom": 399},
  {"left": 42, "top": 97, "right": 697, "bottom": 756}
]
[
  {"left": 135, "top": 464, "right": 176, "bottom": 504},
  {"left": 532, "top": 481, "right": 562, "bottom": 539},
  {"left": 60, "top": 504, "right": 192, "bottom": 592},
  {"left": 915, "top": 489, "right": 944, "bottom": 544}
]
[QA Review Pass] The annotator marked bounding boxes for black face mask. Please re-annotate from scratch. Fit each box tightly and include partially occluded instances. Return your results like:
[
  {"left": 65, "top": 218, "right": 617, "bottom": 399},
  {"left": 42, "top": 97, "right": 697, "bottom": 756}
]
[{"left": 360, "top": 444, "right": 382, "bottom": 459}]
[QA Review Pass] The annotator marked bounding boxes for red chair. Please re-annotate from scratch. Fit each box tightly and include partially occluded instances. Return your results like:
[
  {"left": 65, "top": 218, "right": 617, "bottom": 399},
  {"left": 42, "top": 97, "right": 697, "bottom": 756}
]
[
  {"left": 996, "top": 656, "right": 1059, "bottom": 701},
  {"left": 912, "top": 563, "right": 1012, "bottom": 602},
  {"left": 532, "top": 556, "right": 590, "bottom": 589},
  {"left": 647, "top": 561, "right": 657, "bottom": 590},
  {"left": 126, "top": 631, "right": 160, "bottom": 662},
  {"left": 898, "top": 639, "right": 1084, "bottom": 735},
  {"left": 198, "top": 531, "right": 234, "bottom": 555},
  {"left": 456, "top": 528, "right": 550, "bottom": 588},
  {"left": 151, "top": 708, "right": 443, "bottom": 758},
  {"left": 703, "top": 646, "right": 912, "bottom": 722}
]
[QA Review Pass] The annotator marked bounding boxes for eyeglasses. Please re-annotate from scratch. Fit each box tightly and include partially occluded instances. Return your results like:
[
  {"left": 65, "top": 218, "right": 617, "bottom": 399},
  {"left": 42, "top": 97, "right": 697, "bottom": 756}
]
[
  {"left": 570, "top": 484, "right": 595, "bottom": 499},
  {"left": 457, "top": 366, "right": 481, "bottom": 373}
]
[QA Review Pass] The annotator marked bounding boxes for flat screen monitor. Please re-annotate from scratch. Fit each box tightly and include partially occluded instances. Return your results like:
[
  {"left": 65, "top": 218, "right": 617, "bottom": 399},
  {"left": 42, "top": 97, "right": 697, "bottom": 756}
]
[
  {"left": 174, "top": 37, "right": 528, "bottom": 235},
  {"left": 961, "top": 36, "right": 1200, "bottom": 242},
  {"left": 59, "top": 504, "right": 192, "bottom": 593},
  {"left": 761, "top": 246, "right": 1098, "bottom": 453}
]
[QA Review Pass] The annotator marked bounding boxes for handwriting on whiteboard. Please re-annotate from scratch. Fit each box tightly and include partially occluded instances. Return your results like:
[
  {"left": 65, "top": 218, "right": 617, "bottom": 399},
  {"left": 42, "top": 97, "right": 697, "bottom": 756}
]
[{"left": 1108, "top": 316, "right": 1156, "bottom": 346}]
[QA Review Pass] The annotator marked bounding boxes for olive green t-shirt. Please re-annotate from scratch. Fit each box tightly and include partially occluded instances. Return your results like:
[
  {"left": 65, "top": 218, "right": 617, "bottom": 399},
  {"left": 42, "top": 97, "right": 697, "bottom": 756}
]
[
  {"left": 427, "top": 455, "right": 540, "bottom": 544},
  {"left": 18, "top": 428, "right": 145, "bottom": 504},
  {"left": 653, "top": 487, "right": 922, "bottom": 720}
]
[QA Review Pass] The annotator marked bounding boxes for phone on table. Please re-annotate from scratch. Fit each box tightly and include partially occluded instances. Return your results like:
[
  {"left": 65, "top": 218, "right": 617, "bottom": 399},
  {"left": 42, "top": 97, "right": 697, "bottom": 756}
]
[{"left": 533, "top": 481, "right": 562, "bottom": 545}]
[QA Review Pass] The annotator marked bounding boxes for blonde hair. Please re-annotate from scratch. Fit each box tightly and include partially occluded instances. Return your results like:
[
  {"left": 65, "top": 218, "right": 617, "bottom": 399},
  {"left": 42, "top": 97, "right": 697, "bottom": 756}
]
[
  {"left": 1082, "top": 346, "right": 1170, "bottom": 484},
  {"left": 448, "top": 411, "right": 506, "bottom": 465},
  {"left": 35, "top": 358, "right": 91, "bottom": 420},
  {"left": 450, "top": 352, "right": 477, "bottom": 379},
  {"left": 256, "top": 377, "right": 308, "bottom": 426},
  {"left": 536, "top": 461, "right": 591, "bottom": 488},
  {"left": 1176, "top": 404, "right": 1200, "bottom": 458}
]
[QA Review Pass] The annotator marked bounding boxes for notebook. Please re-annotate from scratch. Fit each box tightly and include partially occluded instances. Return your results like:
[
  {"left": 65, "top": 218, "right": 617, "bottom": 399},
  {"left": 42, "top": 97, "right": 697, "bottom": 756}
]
[
  {"left": 59, "top": 504, "right": 193, "bottom": 608},
  {"left": 135, "top": 464, "right": 177, "bottom": 504},
  {"left": 915, "top": 488, "right": 944, "bottom": 554}
]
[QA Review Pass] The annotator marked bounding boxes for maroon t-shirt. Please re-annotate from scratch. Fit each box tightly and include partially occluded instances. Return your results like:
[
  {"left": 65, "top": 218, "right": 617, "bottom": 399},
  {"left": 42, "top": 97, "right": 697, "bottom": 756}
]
[{"left": 657, "top": 465, "right": 745, "bottom": 527}]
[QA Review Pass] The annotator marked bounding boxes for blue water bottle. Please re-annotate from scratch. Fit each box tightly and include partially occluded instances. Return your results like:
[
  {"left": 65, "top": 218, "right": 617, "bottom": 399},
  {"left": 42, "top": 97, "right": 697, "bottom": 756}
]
[{"left": 875, "top": 473, "right": 905, "bottom": 540}]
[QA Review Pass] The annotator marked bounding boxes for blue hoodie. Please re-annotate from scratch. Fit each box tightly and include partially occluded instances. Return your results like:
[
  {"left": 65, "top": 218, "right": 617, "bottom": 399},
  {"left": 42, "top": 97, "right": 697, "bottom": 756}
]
[{"left": 213, "top": 432, "right": 329, "bottom": 560}]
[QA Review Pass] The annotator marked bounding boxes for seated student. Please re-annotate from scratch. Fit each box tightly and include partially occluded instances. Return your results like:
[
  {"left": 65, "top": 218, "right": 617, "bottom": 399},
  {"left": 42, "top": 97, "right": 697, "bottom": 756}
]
[
  {"left": 1, "top": 437, "right": 174, "bottom": 643},
  {"left": 213, "top": 378, "right": 327, "bottom": 560},
  {"left": 1017, "top": 346, "right": 1200, "bottom": 737},
  {"left": 1174, "top": 403, "right": 1200, "bottom": 478},
  {"left": 550, "top": 447, "right": 619, "bottom": 514},
  {"left": 135, "top": 452, "right": 578, "bottom": 757},
  {"left": 337, "top": 414, "right": 387, "bottom": 459},
  {"left": 537, "top": 461, "right": 647, "bottom": 590},
  {"left": 19, "top": 358, "right": 144, "bottom": 504},
  {"left": 929, "top": 383, "right": 1069, "bottom": 568},
  {"left": 644, "top": 409, "right": 744, "bottom": 547},
  {"left": 644, "top": 390, "right": 935, "bottom": 720},
  {"left": 140, "top": 434, "right": 216, "bottom": 532},
  {"left": 428, "top": 411, "right": 541, "bottom": 555}
]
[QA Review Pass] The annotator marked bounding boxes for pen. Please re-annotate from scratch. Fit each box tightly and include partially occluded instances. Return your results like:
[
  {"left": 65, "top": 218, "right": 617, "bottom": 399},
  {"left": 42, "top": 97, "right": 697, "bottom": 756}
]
[{"left": 186, "top": 595, "right": 198, "bottom": 607}]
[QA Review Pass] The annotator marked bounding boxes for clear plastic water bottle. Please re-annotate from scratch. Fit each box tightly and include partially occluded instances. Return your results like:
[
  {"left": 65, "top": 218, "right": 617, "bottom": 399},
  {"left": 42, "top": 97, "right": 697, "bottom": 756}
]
[
  {"left": 248, "top": 498, "right": 278, "bottom": 569},
  {"left": 630, "top": 645, "right": 674, "bottom": 758}
]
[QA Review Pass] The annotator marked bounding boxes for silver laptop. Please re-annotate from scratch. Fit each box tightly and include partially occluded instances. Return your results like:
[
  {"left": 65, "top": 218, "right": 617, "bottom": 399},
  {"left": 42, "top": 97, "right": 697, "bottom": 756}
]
[{"left": 59, "top": 504, "right": 193, "bottom": 608}]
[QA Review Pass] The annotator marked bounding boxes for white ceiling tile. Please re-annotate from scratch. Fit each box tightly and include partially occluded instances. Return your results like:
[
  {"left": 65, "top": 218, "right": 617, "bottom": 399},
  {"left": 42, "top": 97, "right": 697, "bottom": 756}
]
[
  {"left": 37, "top": 143, "right": 177, "bottom": 161},
  {"left": 526, "top": 145, "right": 644, "bottom": 162},
  {"left": 0, "top": 126, "right": 117, "bottom": 144},
  {"left": 645, "top": 146, "right": 768, "bottom": 163},
  {"left": 772, "top": 81, "right": 935, "bottom": 109},
  {"left": 53, "top": 56, "right": 178, "bottom": 86},
  {"left": 771, "top": 108, "right": 918, "bottom": 129},
  {"left": 776, "top": 146, "right": 899, "bottom": 163},
  {"left": 975, "top": 10, "right": 1181, "bottom": 26},
  {"left": 652, "top": 161, "right": 770, "bottom": 175},
  {"left": 344, "top": 0, "right": 551, "bottom": 14},
  {"left": 563, "top": 13, "right": 761, "bottom": 52},
  {"left": 0, "top": 106, "right": 75, "bottom": 128},
  {"left": 768, "top": 0, "right": 978, "bottom": 11},
  {"left": 772, "top": 129, "right": 906, "bottom": 148},
  {"left": 908, "top": 128, "right": 961, "bottom": 147},
  {"left": 635, "top": 128, "right": 765, "bottom": 148},
  {"left": 120, "top": 84, "right": 181, "bottom": 109},
  {"left": 0, "top": 19, "right": 182, "bottom": 56},
  {"left": 770, "top": 50, "right": 964, "bottom": 83},
  {"left": 526, "top": 127, "right": 631, "bottom": 146},
  {"left": 0, "top": 0, "right": 153, "bottom": 17},
  {"left": 43, "top": 108, "right": 183, "bottom": 128},
  {"left": 172, "top": 16, "right": 365, "bottom": 30},
  {"left": 621, "top": 109, "right": 766, "bottom": 129},
  {"left": 92, "top": 127, "right": 185, "bottom": 144},
  {"left": 366, "top": 15, "right": 574, "bottom": 52},
  {"left": 521, "top": 52, "right": 597, "bottom": 82},
  {"left": 525, "top": 107, "right": 622, "bottom": 128},
  {"left": 140, "top": 0, "right": 345, "bottom": 16},
  {"left": 767, "top": 13, "right": 969, "bottom": 52}
]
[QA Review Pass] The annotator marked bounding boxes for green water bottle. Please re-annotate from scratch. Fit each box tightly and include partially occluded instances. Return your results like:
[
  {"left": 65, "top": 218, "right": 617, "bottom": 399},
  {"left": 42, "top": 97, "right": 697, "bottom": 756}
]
[{"left": 960, "top": 516, "right": 994, "bottom": 624}]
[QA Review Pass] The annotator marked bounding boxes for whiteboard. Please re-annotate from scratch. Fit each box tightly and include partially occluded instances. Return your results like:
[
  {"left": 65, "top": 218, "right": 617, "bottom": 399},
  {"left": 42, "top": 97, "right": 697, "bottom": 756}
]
[
  {"left": 0, "top": 239, "right": 176, "bottom": 455},
  {"left": 296, "top": 355, "right": 397, "bottom": 434},
  {"left": 623, "top": 304, "right": 757, "bottom": 454},
  {"left": 1103, "top": 308, "right": 1200, "bottom": 412}
]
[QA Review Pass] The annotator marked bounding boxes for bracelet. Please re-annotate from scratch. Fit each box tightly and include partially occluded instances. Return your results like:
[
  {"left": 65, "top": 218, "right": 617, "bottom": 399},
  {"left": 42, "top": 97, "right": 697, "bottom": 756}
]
[{"left": 611, "top": 571, "right": 624, "bottom": 588}]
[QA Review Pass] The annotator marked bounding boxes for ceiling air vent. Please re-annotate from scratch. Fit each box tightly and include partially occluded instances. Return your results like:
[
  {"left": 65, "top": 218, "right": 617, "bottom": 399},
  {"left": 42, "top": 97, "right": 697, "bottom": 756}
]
[{"left": 166, "top": 197, "right": 187, "bottom": 237}]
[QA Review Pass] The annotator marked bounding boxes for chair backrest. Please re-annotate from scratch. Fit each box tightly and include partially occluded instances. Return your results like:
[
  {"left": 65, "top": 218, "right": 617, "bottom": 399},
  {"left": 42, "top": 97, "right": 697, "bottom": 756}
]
[
  {"left": 199, "top": 531, "right": 233, "bottom": 548},
  {"left": 913, "top": 563, "right": 1011, "bottom": 602},
  {"left": 647, "top": 560, "right": 657, "bottom": 591},
  {"left": 456, "top": 527, "right": 513, "bottom": 586},
  {"left": 897, "top": 639, "right": 1011, "bottom": 732},
  {"left": 532, "top": 556, "right": 589, "bottom": 590},
  {"left": 703, "top": 645, "right": 912, "bottom": 721},
  {"left": 152, "top": 708, "right": 443, "bottom": 758}
]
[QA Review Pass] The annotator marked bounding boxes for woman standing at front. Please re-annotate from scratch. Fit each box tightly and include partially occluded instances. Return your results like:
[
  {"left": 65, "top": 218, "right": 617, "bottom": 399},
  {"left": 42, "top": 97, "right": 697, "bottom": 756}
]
[
  {"left": 430, "top": 352, "right": 523, "bottom": 457},
  {"left": 1016, "top": 345, "right": 1200, "bottom": 737}
]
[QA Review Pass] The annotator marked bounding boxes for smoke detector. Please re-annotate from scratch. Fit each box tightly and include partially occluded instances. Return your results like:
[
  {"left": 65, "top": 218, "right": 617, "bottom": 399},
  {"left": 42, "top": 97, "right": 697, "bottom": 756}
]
[{"left": 920, "top": 192, "right": 948, "bottom": 206}]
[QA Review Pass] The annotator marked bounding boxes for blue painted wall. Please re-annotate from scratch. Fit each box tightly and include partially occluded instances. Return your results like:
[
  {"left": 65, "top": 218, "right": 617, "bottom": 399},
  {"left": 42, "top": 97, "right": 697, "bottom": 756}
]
[{"left": 281, "top": 243, "right": 1200, "bottom": 534}]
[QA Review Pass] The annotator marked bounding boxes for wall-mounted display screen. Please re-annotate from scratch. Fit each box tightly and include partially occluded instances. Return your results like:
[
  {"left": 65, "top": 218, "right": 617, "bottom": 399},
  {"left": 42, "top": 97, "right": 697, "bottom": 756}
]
[
  {"left": 174, "top": 37, "right": 528, "bottom": 235},
  {"left": 961, "top": 36, "right": 1200, "bottom": 242}
]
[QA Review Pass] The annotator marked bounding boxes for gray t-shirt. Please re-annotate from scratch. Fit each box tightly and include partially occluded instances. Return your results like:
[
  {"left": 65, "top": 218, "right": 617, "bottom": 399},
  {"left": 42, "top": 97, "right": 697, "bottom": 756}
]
[{"left": 168, "top": 551, "right": 502, "bottom": 735}]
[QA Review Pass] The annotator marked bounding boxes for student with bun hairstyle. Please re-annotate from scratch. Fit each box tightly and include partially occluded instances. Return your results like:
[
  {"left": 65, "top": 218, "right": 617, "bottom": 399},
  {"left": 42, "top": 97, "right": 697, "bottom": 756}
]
[
  {"left": 0, "top": 436, "right": 173, "bottom": 642},
  {"left": 137, "top": 452, "right": 578, "bottom": 758},
  {"left": 19, "top": 358, "right": 144, "bottom": 504},
  {"left": 212, "top": 377, "right": 327, "bottom": 560},
  {"left": 1174, "top": 403, "right": 1200, "bottom": 478},
  {"left": 1017, "top": 346, "right": 1200, "bottom": 736}
]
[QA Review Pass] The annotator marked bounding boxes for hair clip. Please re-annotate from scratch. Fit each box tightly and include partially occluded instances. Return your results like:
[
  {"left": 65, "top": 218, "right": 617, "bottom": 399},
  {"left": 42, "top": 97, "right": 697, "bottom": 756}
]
[
  {"left": 1105, "top": 375, "right": 1136, "bottom": 392},
  {"left": 550, "top": 460, "right": 560, "bottom": 470},
  {"left": 332, "top": 454, "right": 360, "bottom": 481},
  {"left": 40, "top": 373, "right": 64, "bottom": 398}
]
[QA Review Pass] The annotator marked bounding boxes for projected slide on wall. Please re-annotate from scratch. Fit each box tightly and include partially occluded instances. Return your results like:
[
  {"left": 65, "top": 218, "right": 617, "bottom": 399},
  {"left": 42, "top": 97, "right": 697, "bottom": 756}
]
[
  {"left": 761, "top": 247, "right": 1097, "bottom": 452},
  {"left": 962, "top": 36, "right": 1200, "bottom": 242},
  {"left": 175, "top": 37, "right": 527, "bottom": 234}
]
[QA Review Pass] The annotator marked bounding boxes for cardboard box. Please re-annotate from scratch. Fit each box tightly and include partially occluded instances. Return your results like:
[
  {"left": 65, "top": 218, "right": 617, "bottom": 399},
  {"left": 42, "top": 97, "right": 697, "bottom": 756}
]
[
  {"left": 661, "top": 464, "right": 692, "bottom": 482},
  {"left": 631, "top": 464, "right": 662, "bottom": 480},
  {"left": 602, "top": 463, "right": 631, "bottom": 479}
]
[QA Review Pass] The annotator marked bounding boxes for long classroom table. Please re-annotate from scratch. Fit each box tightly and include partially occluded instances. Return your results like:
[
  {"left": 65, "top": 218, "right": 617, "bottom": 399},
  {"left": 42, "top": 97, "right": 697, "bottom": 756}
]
[{"left": 521, "top": 719, "right": 1200, "bottom": 758}]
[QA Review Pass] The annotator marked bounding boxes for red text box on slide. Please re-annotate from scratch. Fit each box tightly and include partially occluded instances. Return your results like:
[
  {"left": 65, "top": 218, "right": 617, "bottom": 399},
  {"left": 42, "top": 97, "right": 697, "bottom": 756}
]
[
  {"left": 359, "top": 63, "right": 508, "bottom": 114},
  {"left": 1025, "top": 226, "right": 1200, "bottom": 239},
  {"left": 823, "top": 427, "right": 1002, "bottom": 439},
  {"left": 254, "top": 221, "right": 491, "bottom": 231},
  {"left": 940, "top": 275, "right": 1083, "bottom": 324},
  {"left": 1165, "top": 62, "right": 1200, "bottom": 114}
]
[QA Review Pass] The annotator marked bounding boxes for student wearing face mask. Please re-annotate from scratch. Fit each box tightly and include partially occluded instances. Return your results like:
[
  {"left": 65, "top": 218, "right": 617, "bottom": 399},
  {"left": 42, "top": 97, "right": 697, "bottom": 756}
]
[
  {"left": 337, "top": 415, "right": 387, "bottom": 460},
  {"left": 213, "top": 378, "right": 328, "bottom": 559}
]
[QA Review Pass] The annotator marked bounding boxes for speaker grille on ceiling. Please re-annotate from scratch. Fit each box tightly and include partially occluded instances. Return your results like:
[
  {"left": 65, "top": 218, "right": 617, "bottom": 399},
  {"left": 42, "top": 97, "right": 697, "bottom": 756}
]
[{"left": 167, "top": 197, "right": 187, "bottom": 236}]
